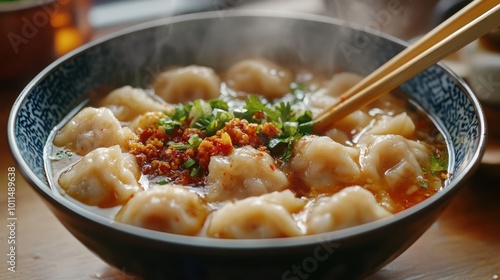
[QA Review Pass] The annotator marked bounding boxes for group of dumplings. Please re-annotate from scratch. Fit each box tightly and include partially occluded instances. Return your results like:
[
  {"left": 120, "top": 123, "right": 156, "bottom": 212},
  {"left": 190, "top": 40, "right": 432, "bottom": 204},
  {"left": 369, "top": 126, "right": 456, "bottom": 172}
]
[{"left": 50, "top": 58, "right": 443, "bottom": 238}]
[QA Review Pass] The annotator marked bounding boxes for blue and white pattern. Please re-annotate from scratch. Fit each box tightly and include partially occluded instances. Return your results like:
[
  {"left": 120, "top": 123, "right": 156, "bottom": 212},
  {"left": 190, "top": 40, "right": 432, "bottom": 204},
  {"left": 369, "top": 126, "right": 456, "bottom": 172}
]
[{"left": 10, "top": 13, "right": 485, "bottom": 192}]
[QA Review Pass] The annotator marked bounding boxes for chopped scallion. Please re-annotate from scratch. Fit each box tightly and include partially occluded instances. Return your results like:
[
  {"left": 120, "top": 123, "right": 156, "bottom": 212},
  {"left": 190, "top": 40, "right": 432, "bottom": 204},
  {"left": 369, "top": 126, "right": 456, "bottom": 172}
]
[
  {"left": 184, "top": 158, "right": 196, "bottom": 168},
  {"left": 283, "top": 122, "right": 298, "bottom": 136},
  {"left": 188, "top": 134, "right": 202, "bottom": 148},
  {"left": 190, "top": 166, "right": 201, "bottom": 177},
  {"left": 156, "top": 179, "right": 168, "bottom": 185}
]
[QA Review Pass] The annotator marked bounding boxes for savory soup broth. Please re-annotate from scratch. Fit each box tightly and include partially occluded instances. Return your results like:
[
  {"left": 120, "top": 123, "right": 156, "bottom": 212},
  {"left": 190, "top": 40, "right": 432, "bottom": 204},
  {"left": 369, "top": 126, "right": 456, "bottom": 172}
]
[{"left": 45, "top": 59, "right": 449, "bottom": 239}]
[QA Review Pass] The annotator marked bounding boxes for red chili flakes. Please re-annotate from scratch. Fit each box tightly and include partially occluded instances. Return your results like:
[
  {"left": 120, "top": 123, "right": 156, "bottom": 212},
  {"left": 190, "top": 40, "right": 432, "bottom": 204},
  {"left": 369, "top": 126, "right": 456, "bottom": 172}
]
[
  {"left": 253, "top": 111, "right": 266, "bottom": 121},
  {"left": 130, "top": 125, "right": 203, "bottom": 181},
  {"left": 129, "top": 117, "right": 282, "bottom": 185},
  {"left": 223, "top": 118, "right": 263, "bottom": 147},
  {"left": 198, "top": 132, "right": 234, "bottom": 170},
  {"left": 260, "top": 122, "right": 282, "bottom": 139}
]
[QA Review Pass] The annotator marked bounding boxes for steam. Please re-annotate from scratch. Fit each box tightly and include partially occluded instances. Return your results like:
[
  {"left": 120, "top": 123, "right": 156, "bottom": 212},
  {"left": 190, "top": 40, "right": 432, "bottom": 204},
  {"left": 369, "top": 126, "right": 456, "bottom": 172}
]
[{"left": 325, "top": 0, "right": 438, "bottom": 40}]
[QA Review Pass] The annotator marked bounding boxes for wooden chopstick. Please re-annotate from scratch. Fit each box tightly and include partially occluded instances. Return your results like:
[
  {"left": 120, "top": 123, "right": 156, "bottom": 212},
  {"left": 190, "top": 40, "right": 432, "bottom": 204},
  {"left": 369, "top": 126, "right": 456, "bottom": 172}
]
[
  {"left": 313, "top": 0, "right": 500, "bottom": 132},
  {"left": 321, "top": 0, "right": 492, "bottom": 107}
]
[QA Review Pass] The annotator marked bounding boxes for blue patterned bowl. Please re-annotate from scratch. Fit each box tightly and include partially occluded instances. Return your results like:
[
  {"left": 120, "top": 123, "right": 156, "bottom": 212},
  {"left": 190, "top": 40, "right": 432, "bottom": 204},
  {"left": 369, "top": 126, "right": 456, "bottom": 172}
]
[{"left": 8, "top": 11, "right": 486, "bottom": 279}]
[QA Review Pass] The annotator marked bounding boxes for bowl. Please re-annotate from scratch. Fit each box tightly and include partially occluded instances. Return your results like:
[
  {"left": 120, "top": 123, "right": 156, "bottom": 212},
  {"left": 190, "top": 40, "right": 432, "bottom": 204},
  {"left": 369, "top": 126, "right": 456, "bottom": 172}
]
[{"left": 8, "top": 11, "right": 487, "bottom": 279}]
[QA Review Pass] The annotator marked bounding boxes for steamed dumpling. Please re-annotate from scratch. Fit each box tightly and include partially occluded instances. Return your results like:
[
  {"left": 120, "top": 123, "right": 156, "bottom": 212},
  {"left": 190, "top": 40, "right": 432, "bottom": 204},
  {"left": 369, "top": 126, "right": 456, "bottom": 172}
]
[
  {"left": 225, "top": 58, "right": 294, "bottom": 98},
  {"left": 306, "top": 186, "right": 392, "bottom": 234},
  {"left": 128, "top": 111, "right": 164, "bottom": 131},
  {"left": 116, "top": 185, "right": 209, "bottom": 236},
  {"left": 153, "top": 65, "right": 221, "bottom": 104},
  {"left": 290, "top": 136, "right": 361, "bottom": 193},
  {"left": 359, "top": 134, "right": 430, "bottom": 192},
  {"left": 205, "top": 146, "right": 289, "bottom": 202},
  {"left": 305, "top": 72, "right": 364, "bottom": 116},
  {"left": 58, "top": 145, "right": 142, "bottom": 207},
  {"left": 206, "top": 190, "right": 306, "bottom": 239},
  {"left": 333, "top": 110, "right": 373, "bottom": 137},
  {"left": 366, "top": 112, "right": 416, "bottom": 138},
  {"left": 304, "top": 88, "right": 339, "bottom": 117},
  {"left": 96, "top": 86, "right": 168, "bottom": 122},
  {"left": 53, "top": 107, "right": 134, "bottom": 156},
  {"left": 325, "top": 72, "right": 363, "bottom": 97}
]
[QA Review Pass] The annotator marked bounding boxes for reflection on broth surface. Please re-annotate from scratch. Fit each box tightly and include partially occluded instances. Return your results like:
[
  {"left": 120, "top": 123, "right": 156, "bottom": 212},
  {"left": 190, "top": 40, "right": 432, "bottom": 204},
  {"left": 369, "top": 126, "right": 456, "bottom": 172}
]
[{"left": 45, "top": 58, "right": 449, "bottom": 239}]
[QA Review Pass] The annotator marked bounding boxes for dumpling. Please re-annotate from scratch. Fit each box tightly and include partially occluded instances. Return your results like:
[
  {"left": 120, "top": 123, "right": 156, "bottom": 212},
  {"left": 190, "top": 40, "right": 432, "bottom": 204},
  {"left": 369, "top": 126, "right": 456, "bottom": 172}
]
[
  {"left": 153, "top": 65, "right": 221, "bottom": 104},
  {"left": 58, "top": 145, "right": 142, "bottom": 207},
  {"left": 306, "top": 186, "right": 392, "bottom": 234},
  {"left": 206, "top": 190, "right": 306, "bottom": 239},
  {"left": 116, "top": 185, "right": 209, "bottom": 236},
  {"left": 325, "top": 128, "right": 351, "bottom": 145},
  {"left": 325, "top": 72, "right": 363, "bottom": 97},
  {"left": 290, "top": 136, "right": 361, "bottom": 193},
  {"left": 306, "top": 72, "right": 363, "bottom": 116},
  {"left": 53, "top": 107, "right": 134, "bottom": 156},
  {"left": 313, "top": 72, "right": 377, "bottom": 137},
  {"left": 366, "top": 91, "right": 407, "bottom": 113},
  {"left": 95, "top": 86, "right": 168, "bottom": 122},
  {"left": 305, "top": 88, "right": 339, "bottom": 117},
  {"left": 205, "top": 146, "right": 289, "bottom": 202},
  {"left": 366, "top": 112, "right": 416, "bottom": 138},
  {"left": 128, "top": 111, "right": 164, "bottom": 131},
  {"left": 224, "top": 58, "right": 293, "bottom": 98},
  {"left": 332, "top": 110, "right": 373, "bottom": 137},
  {"left": 359, "top": 134, "right": 430, "bottom": 192}
]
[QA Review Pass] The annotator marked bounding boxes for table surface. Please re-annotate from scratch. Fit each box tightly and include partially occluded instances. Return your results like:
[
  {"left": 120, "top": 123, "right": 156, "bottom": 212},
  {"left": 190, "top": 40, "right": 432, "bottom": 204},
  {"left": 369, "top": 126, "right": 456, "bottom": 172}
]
[{"left": 2, "top": 2, "right": 500, "bottom": 279}]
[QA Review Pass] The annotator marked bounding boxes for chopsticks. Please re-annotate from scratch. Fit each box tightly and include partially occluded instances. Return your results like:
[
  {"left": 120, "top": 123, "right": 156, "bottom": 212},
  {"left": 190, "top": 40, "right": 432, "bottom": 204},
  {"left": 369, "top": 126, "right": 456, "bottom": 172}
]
[{"left": 313, "top": 0, "right": 500, "bottom": 132}]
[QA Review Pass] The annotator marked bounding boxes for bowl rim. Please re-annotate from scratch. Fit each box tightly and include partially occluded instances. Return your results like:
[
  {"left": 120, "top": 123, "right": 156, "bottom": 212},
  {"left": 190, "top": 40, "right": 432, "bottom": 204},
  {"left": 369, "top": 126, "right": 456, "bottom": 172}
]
[{"left": 8, "top": 10, "right": 488, "bottom": 249}]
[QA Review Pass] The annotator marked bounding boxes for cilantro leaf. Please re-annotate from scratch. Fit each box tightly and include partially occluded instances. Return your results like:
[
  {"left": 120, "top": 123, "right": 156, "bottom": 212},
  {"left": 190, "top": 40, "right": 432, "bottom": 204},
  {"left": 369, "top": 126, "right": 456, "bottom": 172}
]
[{"left": 158, "top": 93, "right": 317, "bottom": 163}]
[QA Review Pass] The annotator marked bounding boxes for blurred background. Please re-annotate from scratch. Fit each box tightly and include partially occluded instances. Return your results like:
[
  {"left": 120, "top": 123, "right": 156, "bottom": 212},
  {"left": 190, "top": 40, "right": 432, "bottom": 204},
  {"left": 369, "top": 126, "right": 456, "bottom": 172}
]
[
  {"left": 0, "top": 0, "right": 443, "bottom": 86},
  {"left": 0, "top": 0, "right": 488, "bottom": 86}
]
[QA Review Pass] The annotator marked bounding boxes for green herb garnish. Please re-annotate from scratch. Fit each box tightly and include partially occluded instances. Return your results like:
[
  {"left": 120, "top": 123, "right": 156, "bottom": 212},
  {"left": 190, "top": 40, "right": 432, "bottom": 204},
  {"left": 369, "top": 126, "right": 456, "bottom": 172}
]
[
  {"left": 429, "top": 153, "right": 448, "bottom": 175},
  {"left": 419, "top": 181, "right": 428, "bottom": 189},
  {"left": 183, "top": 158, "right": 196, "bottom": 168},
  {"left": 188, "top": 134, "right": 202, "bottom": 148},
  {"left": 158, "top": 115, "right": 183, "bottom": 134},
  {"left": 156, "top": 179, "right": 168, "bottom": 185},
  {"left": 190, "top": 166, "right": 201, "bottom": 177},
  {"left": 239, "top": 95, "right": 315, "bottom": 161},
  {"left": 48, "top": 150, "right": 74, "bottom": 161},
  {"left": 167, "top": 134, "right": 203, "bottom": 150},
  {"left": 157, "top": 91, "right": 316, "bottom": 162}
]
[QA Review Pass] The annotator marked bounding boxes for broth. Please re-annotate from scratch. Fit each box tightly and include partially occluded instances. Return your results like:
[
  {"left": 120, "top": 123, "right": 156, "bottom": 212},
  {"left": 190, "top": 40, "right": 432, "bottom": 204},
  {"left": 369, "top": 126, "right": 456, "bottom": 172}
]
[{"left": 45, "top": 59, "right": 449, "bottom": 238}]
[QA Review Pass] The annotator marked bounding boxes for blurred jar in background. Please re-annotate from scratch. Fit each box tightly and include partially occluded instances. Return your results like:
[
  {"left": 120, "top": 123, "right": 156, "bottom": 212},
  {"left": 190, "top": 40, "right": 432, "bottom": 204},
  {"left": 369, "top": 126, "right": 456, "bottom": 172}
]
[
  {"left": 0, "top": 0, "right": 91, "bottom": 86},
  {"left": 51, "top": 0, "right": 92, "bottom": 57}
]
